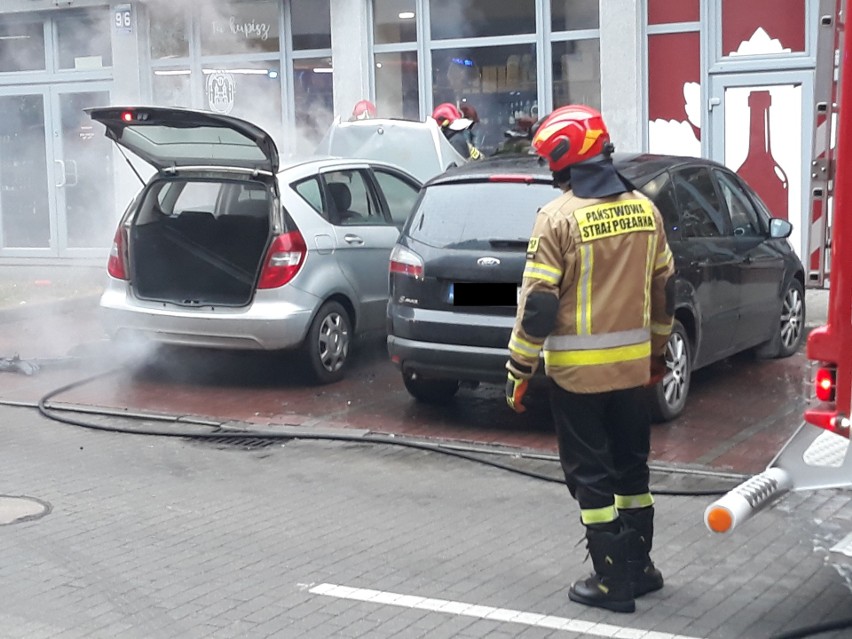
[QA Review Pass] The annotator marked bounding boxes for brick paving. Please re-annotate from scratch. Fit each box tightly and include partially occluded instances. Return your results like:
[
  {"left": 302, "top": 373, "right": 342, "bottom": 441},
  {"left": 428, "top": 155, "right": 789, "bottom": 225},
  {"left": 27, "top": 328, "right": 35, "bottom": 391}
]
[
  {"left": 0, "top": 274, "right": 849, "bottom": 637},
  {"left": 1, "top": 403, "right": 850, "bottom": 638}
]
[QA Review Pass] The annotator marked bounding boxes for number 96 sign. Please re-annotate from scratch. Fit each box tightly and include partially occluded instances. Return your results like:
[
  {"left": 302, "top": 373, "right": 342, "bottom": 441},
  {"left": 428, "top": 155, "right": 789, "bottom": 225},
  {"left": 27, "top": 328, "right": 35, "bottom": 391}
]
[{"left": 114, "top": 4, "right": 133, "bottom": 34}]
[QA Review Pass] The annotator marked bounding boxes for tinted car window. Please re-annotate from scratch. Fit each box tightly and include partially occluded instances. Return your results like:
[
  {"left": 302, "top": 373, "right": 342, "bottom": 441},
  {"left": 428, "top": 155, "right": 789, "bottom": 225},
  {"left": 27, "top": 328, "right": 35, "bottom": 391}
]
[
  {"left": 744, "top": 185, "right": 775, "bottom": 225},
  {"left": 714, "top": 169, "right": 764, "bottom": 237},
  {"left": 672, "top": 167, "right": 729, "bottom": 238},
  {"left": 407, "top": 181, "right": 555, "bottom": 248},
  {"left": 635, "top": 172, "right": 679, "bottom": 236}
]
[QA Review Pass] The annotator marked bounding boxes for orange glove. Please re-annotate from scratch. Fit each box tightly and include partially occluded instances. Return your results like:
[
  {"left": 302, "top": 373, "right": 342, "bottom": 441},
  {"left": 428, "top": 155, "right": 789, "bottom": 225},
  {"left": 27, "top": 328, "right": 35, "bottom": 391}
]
[
  {"left": 506, "top": 371, "right": 529, "bottom": 413},
  {"left": 647, "top": 355, "right": 667, "bottom": 387}
]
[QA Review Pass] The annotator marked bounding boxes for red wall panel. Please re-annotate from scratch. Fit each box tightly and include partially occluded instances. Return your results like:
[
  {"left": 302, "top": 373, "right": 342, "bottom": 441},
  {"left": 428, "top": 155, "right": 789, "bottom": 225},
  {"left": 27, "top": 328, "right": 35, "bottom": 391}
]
[{"left": 722, "top": 0, "right": 806, "bottom": 55}]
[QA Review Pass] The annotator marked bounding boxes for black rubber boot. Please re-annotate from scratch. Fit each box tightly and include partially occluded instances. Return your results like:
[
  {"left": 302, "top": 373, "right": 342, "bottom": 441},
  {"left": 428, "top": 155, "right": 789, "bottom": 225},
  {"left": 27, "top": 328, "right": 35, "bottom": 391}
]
[
  {"left": 620, "top": 507, "right": 664, "bottom": 597},
  {"left": 568, "top": 528, "right": 636, "bottom": 613}
]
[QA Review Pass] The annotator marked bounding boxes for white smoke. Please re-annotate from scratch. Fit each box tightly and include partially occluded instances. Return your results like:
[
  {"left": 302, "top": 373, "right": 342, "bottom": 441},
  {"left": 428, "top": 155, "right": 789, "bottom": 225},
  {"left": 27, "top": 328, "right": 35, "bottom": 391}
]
[{"left": 137, "top": 0, "right": 336, "bottom": 160}]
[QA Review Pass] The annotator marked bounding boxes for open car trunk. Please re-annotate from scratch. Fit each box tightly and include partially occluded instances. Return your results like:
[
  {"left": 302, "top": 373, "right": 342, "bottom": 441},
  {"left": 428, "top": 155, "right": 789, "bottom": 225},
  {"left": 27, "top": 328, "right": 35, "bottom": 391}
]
[{"left": 129, "top": 176, "right": 272, "bottom": 307}]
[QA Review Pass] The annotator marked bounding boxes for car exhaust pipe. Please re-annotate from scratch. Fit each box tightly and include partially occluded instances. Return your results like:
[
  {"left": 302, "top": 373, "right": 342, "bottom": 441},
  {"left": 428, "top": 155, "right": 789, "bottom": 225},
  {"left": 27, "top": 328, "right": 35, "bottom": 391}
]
[{"left": 704, "top": 467, "right": 793, "bottom": 533}]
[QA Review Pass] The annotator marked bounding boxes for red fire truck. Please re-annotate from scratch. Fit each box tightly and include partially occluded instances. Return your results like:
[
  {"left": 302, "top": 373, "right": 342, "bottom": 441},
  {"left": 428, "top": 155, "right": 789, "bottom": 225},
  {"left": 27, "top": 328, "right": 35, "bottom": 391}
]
[{"left": 705, "top": 0, "right": 852, "bottom": 534}]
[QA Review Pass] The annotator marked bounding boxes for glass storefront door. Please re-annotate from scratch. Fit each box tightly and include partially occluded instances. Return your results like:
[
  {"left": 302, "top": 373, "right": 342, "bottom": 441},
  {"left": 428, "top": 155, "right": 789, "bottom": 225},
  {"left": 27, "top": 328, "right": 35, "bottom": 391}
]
[
  {"left": 53, "top": 85, "right": 114, "bottom": 254},
  {"left": 0, "top": 83, "right": 113, "bottom": 258},
  {"left": 0, "top": 88, "right": 54, "bottom": 254}
]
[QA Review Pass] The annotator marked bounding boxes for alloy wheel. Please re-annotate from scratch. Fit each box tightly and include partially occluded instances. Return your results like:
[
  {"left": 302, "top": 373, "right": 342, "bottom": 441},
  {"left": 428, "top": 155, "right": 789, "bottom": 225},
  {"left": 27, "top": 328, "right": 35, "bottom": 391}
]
[
  {"left": 663, "top": 332, "right": 689, "bottom": 410},
  {"left": 779, "top": 286, "right": 804, "bottom": 351},
  {"left": 317, "top": 312, "right": 349, "bottom": 373}
]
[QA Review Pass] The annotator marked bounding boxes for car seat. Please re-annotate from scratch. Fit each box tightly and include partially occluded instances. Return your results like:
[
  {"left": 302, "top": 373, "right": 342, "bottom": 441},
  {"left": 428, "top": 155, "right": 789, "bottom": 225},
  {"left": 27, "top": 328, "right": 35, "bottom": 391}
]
[{"left": 327, "top": 182, "right": 363, "bottom": 224}]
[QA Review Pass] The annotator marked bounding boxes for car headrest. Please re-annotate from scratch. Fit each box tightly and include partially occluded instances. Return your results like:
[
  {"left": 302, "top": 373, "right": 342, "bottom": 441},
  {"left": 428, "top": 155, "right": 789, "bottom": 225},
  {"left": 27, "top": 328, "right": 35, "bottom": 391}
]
[
  {"left": 231, "top": 198, "right": 269, "bottom": 218},
  {"left": 328, "top": 182, "right": 352, "bottom": 212}
]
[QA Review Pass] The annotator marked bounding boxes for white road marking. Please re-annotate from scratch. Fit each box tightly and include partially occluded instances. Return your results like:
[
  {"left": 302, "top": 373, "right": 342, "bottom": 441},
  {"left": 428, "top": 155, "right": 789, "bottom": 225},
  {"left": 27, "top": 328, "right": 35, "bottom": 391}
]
[{"left": 309, "top": 582, "right": 703, "bottom": 639}]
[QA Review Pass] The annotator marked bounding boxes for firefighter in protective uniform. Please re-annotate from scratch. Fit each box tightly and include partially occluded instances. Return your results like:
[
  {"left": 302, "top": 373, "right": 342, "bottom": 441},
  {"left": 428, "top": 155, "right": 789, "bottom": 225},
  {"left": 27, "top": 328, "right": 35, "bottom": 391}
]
[
  {"left": 432, "top": 102, "right": 483, "bottom": 160},
  {"left": 505, "top": 105, "right": 675, "bottom": 614}
]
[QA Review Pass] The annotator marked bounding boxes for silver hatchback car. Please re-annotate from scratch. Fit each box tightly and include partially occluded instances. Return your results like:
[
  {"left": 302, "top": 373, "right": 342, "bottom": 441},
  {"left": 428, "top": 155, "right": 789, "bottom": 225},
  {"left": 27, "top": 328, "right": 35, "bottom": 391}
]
[{"left": 89, "top": 106, "right": 422, "bottom": 383}]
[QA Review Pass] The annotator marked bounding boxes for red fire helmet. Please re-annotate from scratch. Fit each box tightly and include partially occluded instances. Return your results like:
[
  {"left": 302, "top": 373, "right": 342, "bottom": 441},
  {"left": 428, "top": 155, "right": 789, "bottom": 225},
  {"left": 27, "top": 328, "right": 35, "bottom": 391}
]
[
  {"left": 352, "top": 100, "right": 377, "bottom": 120},
  {"left": 432, "top": 102, "right": 462, "bottom": 128},
  {"left": 531, "top": 104, "right": 610, "bottom": 172}
]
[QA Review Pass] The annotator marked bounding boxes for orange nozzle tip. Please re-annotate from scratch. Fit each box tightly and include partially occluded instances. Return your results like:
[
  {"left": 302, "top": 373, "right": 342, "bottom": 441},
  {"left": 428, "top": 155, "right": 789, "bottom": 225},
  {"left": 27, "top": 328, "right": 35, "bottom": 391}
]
[{"left": 707, "top": 507, "right": 733, "bottom": 533}]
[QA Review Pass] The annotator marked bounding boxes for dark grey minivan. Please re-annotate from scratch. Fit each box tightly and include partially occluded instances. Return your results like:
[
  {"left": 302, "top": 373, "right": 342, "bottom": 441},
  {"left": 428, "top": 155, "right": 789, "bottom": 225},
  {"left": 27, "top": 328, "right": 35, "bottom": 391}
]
[{"left": 387, "top": 153, "right": 806, "bottom": 421}]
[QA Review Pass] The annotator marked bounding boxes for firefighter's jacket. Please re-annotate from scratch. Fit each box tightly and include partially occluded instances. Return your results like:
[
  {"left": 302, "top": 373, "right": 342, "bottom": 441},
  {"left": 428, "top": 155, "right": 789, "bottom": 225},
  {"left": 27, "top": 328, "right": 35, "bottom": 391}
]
[{"left": 507, "top": 189, "right": 674, "bottom": 394}]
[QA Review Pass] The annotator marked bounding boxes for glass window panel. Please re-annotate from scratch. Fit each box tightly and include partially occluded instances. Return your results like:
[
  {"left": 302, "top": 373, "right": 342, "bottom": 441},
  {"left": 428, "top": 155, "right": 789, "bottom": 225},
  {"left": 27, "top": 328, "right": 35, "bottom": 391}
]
[
  {"left": 60, "top": 90, "right": 115, "bottom": 249},
  {"left": 407, "top": 182, "right": 553, "bottom": 247},
  {"left": 0, "top": 95, "right": 50, "bottom": 248},
  {"left": 432, "top": 45, "right": 537, "bottom": 156},
  {"left": 373, "top": 0, "right": 416, "bottom": 44},
  {"left": 152, "top": 70, "right": 192, "bottom": 107},
  {"left": 293, "top": 177, "right": 326, "bottom": 217},
  {"left": 173, "top": 182, "right": 221, "bottom": 214},
  {"left": 200, "top": 1, "right": 280, "bottom": 56},
  {"left": 727, "top": 86, "right": 798, "bottom": 223},
  {"left": 0, "top": 20, "right": 45, "bottom": 73},
  {"left": 648, "top": 0, "right": 699, "bottom": 25},
  {"left": 292, "top": 0, "right": 331, "bottom": 50},
  {"left": 56, "top": 10, "right": 113, "bottom": 70},
  {"left": 647, "top": 32, "right": 701, "bottom": 156},
  {"left": 551, "top": 0, "right": 599, "bottom": 31},
  {"left": 293, "top": 58, "right": 334, "bottom": 156},
  {"left": 637, "top": 172, "right": 680, "bottom": 236},
  {"left": 722, "top": 0, "right": 805, "bottom": 57},
  {"left": 430, "top": 0, "right": 535, "bottom": 39},
  {"left": 375, "top": 51, "right": 419, "bottom": 120},
  {"left": 673, "top": 167, "right": 729, "bottom": 238},
  {"left": 149, "top": 4, "right": 189, "bottom": 60},
  {"left": 201, "top": 63, "right": 282, "bottom": 144},
  {"left": 552, "top": 39, "right": 601, "bottom": 111},
  {"left": 325, "top": 170, "right": 386, "bottom": 226},
  {"left": 715, "top": 170, "right": 762, "bottom": 236},
  {"left": 373, "top": 169, "right": 420, "bottom": 226}
]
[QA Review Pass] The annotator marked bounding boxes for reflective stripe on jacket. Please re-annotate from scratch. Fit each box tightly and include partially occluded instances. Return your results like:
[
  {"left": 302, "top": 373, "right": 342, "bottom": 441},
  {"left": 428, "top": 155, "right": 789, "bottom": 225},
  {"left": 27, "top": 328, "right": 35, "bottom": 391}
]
[{"left": 507, "top": 189, "right": 674, "bottom": 393}]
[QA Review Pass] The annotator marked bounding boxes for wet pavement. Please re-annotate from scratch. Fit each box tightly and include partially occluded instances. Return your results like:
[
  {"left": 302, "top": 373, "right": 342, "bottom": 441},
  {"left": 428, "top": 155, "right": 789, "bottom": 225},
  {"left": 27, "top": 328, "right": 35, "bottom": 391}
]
[
  {"left": 0, "top": 298, "right": 818, "bottom": 476},
  {"left": 1, "top": 275, "right": 850, "bottom": 639}
]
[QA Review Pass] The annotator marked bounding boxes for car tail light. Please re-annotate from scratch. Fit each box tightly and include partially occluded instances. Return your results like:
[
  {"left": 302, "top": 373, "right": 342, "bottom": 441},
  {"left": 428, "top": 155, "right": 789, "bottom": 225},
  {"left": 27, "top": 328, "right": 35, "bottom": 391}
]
[
  {"left": 815, "top": 366, "right": 837, "bottom": 402},
  {"left": 107, "top": 227, "right": 129, "bottom": 280},
  {"left": 389, "top": 244, "right": 424, "bottom": 280},
  {"left": 258, "top": 230, "right": 307, "bottom": 289}
]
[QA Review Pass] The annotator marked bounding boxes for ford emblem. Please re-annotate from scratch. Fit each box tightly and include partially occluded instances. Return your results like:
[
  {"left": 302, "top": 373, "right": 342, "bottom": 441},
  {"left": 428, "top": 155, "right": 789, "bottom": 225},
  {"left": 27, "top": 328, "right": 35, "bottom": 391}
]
[{"left": 477, "top": 257, "right": 501, "bottom": 266}]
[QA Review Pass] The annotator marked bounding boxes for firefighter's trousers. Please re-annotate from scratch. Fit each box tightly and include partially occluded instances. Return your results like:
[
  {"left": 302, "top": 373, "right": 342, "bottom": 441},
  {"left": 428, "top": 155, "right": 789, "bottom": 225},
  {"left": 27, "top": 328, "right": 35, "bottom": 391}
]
[{"left": 549, "top": 380, "right": 651, "bottom": 518}]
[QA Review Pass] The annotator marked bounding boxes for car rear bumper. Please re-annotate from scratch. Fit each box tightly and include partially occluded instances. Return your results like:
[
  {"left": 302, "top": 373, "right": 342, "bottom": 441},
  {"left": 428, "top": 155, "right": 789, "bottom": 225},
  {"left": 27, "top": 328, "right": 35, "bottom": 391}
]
[
  {"left": 387, "top": 334, "right": 511, "bottom": 383},
  {"left": 99, "top": 281, "right": 315, "bottom": 351}
]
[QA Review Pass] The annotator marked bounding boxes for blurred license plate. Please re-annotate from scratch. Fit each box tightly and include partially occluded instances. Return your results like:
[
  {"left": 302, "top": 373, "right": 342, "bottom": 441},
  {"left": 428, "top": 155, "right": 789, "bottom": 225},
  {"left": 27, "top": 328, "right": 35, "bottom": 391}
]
[{"left": 450, "top": 283, "right": 520, "bottom": 306}]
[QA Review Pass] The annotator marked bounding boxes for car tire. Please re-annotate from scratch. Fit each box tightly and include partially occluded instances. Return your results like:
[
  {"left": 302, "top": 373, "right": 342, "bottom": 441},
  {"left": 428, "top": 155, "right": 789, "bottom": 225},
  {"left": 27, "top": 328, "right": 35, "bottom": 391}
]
[
  {"left": 301, "top": 301, "right": 352, "bottom": 384},
  {"left": 754, "top": 278, "right": 806, "bottom": 359},
  {"left": 402, "top": 371, "right": 460, "bottom": 404},
  {"left": 647, "top": 319, "right": 691, "bottom": 423}
]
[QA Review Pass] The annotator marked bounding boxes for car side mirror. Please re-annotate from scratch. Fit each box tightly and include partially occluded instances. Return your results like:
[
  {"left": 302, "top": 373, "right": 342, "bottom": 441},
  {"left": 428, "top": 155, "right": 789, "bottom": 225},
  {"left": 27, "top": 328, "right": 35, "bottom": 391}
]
[{"left": 769, "top": 218, "right": 792, "bottom": 239}]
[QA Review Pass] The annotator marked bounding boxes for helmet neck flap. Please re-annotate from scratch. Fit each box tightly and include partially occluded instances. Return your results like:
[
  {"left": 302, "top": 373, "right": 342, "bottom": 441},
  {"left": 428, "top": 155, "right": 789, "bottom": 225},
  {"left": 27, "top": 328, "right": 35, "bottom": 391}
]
[{"left": 556, "top": 153, "right": 635, "bottom": 198}]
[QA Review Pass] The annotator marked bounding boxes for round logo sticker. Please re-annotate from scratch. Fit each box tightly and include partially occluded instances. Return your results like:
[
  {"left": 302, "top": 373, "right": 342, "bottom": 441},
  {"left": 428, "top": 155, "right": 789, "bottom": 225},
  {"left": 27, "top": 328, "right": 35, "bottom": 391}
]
[{"left": 206, "top": 72, "right": 235, "bottom": 115}]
